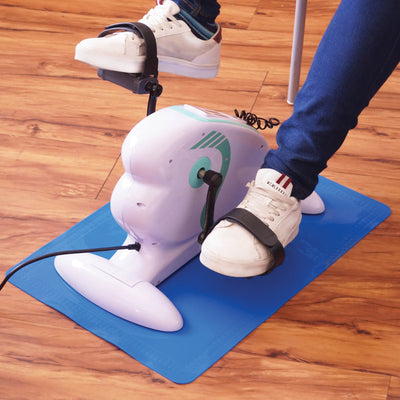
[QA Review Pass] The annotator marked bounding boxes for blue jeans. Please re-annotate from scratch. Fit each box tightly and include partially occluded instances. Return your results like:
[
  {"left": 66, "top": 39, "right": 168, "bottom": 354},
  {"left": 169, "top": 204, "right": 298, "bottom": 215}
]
[
  {"left": 263, "top": 0, "right": 400, "bottom": 199},
  {"left": 173, "top": 0, "right": 220, "bottom": 25},
  {"left": 174, "top": 0, "right": 400, "bottom": 199}
]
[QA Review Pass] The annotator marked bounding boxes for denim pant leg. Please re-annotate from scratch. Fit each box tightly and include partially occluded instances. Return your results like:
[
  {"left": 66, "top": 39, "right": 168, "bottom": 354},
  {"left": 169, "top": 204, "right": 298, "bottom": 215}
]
[
  {"left": 172, "top": 0, "right": 220, "bottom": 25},
  {"left": 263, "top": 0, "right": 400, "bottom": 199}
]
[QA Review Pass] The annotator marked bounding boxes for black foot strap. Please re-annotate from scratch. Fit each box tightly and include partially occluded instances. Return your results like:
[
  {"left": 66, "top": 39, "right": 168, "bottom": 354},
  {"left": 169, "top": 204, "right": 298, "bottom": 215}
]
[
  {"left": 212, "top": 208, "right": 285, "bottom": 271},
  {"left": 96, "top": 22, "right": 163, "bottom": 115}
]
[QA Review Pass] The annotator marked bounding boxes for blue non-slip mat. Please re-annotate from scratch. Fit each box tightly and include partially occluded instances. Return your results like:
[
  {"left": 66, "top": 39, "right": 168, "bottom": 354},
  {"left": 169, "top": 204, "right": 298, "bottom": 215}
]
[{"left": 8, "top": 176, "right": 391, "bottom": 384}]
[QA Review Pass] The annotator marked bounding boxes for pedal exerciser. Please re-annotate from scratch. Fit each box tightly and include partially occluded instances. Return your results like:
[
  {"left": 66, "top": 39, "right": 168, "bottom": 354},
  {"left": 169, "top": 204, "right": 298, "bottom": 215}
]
[{"left": 1, "top": 23, "right": 324, "bottom": 332}]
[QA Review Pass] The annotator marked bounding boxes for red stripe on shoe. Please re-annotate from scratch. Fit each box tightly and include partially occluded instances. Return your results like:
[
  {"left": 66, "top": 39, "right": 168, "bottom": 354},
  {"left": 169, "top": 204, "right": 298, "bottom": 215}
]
[
  {"left": 282, "top": 177, "right": 292, "bottom": 189},
  {"left": 276, "top": 173, "right": 292, "bottom": 189},
  {"left": 213, "top": 27, "right": 222, "bottom": 43},
  {"left": 276, "top": 173, "right": 286, "bottom": 184}
]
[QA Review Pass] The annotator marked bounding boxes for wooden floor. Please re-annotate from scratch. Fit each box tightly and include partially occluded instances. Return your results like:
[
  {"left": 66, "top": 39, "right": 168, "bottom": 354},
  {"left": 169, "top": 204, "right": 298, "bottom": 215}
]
[{"left": 1, "top": 0, "right": 399, "bottom": 398}]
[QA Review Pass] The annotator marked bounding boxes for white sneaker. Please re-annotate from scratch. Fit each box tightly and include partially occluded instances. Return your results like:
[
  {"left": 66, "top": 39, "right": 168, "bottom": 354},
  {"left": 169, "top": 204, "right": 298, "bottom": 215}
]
[
  {"left": 75, "top": 0, "right": 221, "bottom": 79},
  {"left": 200, "top": 169, "right": 302, "bottom": 277}
]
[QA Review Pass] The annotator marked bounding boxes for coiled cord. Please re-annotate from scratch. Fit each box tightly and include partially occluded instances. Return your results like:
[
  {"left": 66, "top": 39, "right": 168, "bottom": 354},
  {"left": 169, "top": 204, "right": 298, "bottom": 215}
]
[{"left": 234, "top": 109, "right": 280, "bottom": 130}]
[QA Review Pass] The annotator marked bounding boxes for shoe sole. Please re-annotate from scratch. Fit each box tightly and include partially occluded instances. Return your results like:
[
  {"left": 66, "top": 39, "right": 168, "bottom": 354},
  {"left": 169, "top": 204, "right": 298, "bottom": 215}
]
[
  {"left": 75, "top": 52, "right": 219, "bottom": 79},
  {"left": 199, "top": 251, "right": 272, "bottom": 278},
  {"left": 159, "top": 55, "right": 219, "bottom": 79}
]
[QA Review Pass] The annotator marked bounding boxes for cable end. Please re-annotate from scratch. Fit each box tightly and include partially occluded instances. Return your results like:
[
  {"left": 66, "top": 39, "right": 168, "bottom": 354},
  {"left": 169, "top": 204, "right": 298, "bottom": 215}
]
[{"left": 127, "top": 242, "right": 141, "bottom": 251}]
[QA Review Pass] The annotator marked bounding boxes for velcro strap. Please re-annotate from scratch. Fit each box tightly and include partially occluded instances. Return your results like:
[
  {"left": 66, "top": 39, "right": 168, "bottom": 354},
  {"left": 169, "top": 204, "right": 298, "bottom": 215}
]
[
  {"left": 98, "top": 22, "right": 158, "bottom": 78},
  {"left": 214, "top": 208, "right": 285, "bottom": 269}
]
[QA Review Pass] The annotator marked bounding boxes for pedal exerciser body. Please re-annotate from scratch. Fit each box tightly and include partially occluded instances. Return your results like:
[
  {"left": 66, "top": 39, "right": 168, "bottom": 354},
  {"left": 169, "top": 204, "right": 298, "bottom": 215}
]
[{"left": 55, "top": 104, "right": 269, "bottom": 331}]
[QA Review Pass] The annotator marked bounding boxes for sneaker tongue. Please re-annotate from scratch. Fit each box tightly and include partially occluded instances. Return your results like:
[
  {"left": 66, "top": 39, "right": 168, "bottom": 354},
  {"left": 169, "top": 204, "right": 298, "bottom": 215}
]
[{"left": 255, "top": 168, "right": 293, "bottom": 198}]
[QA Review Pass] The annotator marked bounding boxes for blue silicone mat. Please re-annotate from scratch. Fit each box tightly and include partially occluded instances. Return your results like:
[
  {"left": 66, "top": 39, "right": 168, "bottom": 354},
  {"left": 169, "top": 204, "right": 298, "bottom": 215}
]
[{"left": 8, "top": 176, "right": 391, "bottom": 383}]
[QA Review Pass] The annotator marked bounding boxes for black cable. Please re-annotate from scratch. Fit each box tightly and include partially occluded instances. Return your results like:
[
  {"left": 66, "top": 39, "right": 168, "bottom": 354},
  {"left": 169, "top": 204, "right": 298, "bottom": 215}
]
[
  {"left": 234, "top": 109, "right": 280, "bottom": 130},
  {"left": 0, "top": 243, "right": 141, "bottom": 292}
]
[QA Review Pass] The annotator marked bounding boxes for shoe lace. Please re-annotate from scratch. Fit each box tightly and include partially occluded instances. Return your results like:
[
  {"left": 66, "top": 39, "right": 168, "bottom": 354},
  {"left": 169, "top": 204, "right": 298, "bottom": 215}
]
[
  {"left": 242, "top": 182, "right": 294, "bottom": 223},
  {"left": 140, "top": 3, "right": 184, "bottom": 32}
]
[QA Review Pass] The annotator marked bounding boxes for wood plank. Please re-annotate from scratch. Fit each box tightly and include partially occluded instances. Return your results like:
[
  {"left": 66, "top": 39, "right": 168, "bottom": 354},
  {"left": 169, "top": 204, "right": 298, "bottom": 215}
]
[
  {"left": 388, "top": 377, "right": 400, "bottom": 400},
  {"left": 0, "top": 320, "right": 392, "bottom": 400}
]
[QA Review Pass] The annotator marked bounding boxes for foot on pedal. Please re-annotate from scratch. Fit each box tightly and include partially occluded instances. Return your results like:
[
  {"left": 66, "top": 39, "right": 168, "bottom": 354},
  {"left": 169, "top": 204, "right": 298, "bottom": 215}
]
[
  {"left": 200, "top": 168, "right": 302, "bottom": 277},
  {"left": 75, "top": 0, "right": 222, "bottom": 79}
]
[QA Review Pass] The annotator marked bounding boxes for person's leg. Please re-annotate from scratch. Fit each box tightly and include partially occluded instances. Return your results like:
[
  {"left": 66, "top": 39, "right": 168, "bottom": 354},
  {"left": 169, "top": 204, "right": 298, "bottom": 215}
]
[
  {"left": 264, "top": 0, "right": 400, "bottom": 199},
  {"left": 200, "top": 0, "right": 400, "bottom": 277},
  {"left": 173, "top": 0, "right": 220, "bottom": 28}
]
